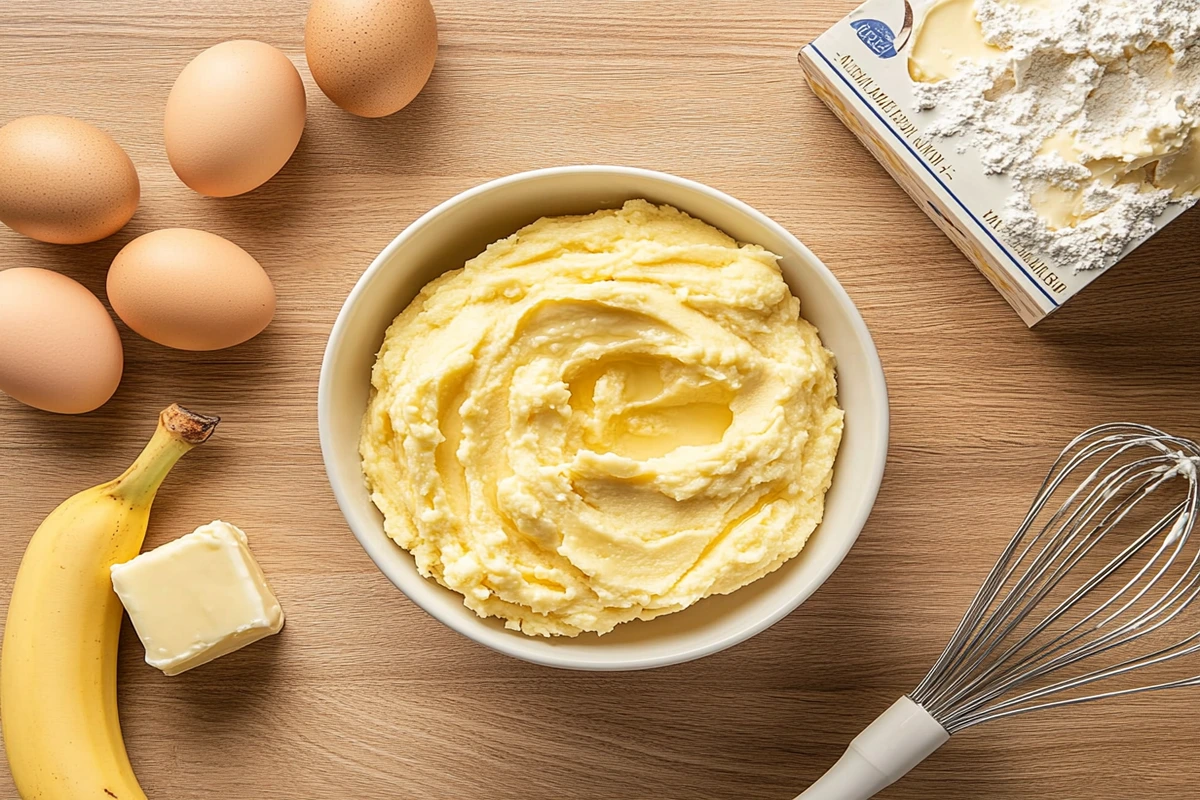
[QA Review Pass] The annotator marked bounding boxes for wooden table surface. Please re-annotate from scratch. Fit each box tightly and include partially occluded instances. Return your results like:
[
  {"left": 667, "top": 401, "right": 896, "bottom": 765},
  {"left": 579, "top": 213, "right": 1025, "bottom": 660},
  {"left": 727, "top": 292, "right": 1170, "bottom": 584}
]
[{"left": 3, "top": 1, "right": 1200, "bottom": 798}]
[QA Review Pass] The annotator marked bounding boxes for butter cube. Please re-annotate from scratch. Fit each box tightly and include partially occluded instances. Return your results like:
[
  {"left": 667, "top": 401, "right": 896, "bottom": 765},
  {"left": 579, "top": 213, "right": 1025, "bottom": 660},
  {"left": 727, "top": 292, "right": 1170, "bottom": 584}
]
[{"left": 111, "top": 520, "right": 284, "bottom": 676}]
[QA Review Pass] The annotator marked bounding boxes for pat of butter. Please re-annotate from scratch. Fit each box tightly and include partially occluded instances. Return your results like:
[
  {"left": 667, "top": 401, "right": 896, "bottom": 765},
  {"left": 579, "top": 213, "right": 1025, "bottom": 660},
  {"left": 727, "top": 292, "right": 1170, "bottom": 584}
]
[{"left": 110, "top": 521, "right": 284, "bottom": 676}]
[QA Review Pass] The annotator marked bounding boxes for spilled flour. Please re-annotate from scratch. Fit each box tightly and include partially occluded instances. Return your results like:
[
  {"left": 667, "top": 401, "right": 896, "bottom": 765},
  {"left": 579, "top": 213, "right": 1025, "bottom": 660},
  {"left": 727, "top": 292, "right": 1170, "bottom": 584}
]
[{"left": 909, "top": 0, "right": 1200, "bottom": 271}]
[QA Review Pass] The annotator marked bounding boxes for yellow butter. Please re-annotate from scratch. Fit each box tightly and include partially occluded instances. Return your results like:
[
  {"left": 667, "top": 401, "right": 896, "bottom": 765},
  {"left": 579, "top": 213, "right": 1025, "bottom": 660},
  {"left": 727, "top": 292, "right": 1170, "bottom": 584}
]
[
  {"left": 909, "top": 0, "right": 1006, "bottom": 83},
  {"left": 1033, "top": 118, "right": 1200, "bottom": 229},
  {"left": 1154, "top": 127, "right": 1200, "bottom": 198},
  {"left": 110, "top": 521, "right": 284, "bottom": 676}
]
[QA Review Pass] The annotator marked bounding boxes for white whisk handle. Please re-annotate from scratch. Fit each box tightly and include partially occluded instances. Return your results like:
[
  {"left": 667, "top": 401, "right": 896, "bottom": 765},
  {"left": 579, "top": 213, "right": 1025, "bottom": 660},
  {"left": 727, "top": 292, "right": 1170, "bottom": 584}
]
[{"left": 794, "top": 696, "right": 949, "bottom": 800}]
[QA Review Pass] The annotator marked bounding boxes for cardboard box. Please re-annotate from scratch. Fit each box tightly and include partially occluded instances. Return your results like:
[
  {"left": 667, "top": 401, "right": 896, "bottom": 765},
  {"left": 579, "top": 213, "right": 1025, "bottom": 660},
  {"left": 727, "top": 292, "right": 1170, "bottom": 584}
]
[{"left": 799, "top": 0, "right": 1193, "bottom": 326}]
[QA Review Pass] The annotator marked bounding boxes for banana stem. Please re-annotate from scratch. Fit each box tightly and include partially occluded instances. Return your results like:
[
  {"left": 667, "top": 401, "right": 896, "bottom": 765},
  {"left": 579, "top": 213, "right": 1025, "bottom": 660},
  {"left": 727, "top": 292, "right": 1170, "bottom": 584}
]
[{"left": 110, "top": 405, "right": 220, "bottom": 502}]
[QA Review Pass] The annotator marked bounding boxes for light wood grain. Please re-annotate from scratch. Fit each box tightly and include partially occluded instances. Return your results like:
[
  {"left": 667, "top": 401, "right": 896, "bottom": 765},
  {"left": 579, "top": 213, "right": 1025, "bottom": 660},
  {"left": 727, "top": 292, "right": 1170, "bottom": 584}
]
[{"left": 3, "top": 1, "right": 1200, "bottom": 798}]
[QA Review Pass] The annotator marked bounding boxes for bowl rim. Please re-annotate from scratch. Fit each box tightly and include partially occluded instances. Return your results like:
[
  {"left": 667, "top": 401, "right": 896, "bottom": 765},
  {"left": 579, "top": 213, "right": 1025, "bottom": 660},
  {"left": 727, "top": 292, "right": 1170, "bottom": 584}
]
[{"left": 318, "top": 165, "right": 889, "bottom": 670}]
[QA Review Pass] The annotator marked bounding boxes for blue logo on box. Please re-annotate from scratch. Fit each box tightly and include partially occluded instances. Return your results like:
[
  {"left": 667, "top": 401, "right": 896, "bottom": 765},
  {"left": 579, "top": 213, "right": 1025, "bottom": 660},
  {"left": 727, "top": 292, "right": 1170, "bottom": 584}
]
[{"left": 850, "top": 1, "right": 913, "bottom": 59}]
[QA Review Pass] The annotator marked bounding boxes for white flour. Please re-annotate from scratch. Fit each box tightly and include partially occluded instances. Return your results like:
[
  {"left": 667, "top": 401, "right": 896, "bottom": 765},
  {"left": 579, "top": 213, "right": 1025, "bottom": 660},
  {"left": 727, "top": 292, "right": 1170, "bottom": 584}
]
[{"left": 913, "top": 0, "right": 1200, "bottom": 271}]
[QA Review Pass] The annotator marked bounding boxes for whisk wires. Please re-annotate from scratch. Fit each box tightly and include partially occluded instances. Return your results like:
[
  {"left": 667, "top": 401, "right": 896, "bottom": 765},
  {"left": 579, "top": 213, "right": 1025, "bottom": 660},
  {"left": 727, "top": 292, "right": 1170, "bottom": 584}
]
[{"left": 910, "top": 424, "right": 1200, "bottom": 733}]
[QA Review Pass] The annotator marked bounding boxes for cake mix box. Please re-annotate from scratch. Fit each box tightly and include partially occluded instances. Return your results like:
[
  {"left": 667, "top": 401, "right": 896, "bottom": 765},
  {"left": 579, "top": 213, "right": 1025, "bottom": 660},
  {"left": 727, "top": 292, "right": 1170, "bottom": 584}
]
[{"left": 799, "top": 0, "right": 1196, "bottom": 326}]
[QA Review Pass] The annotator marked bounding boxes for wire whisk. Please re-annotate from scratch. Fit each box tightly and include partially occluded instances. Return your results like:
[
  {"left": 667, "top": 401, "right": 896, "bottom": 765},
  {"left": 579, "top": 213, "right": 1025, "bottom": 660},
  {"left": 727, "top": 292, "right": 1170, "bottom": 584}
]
[{"left": 796, "top": 423, "right": 1200, "bottom": 800}]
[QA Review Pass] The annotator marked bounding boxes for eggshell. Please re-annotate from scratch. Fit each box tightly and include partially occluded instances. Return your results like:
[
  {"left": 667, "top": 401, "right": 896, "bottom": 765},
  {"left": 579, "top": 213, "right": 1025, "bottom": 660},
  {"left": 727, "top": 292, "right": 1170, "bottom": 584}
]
[
  {"left": 0, "top": 268, "right": 123, "bottom": 414},
  {"left": 0, "top": 116, "right": 139, "bottom": 244},
  {"left": 165, "top": 41, "right": 306, "bottom": 197},
  {"left": 306, "top": 0, "right": 438, "bottom": 118},
  {"left": 107, "top": 229, "right": 276, "bottom": 351}
]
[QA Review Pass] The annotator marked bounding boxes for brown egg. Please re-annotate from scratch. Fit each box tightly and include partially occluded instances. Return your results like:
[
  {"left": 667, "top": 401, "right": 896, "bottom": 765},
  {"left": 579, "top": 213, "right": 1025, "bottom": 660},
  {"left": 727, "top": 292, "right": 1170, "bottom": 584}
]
[
  {"left": 0, "top": 268, "right": 124, "bottom": 414},
  {"left": 0, "top": 116, "right": 139, "bottom": 244},
  {"left": 306, "top": 0, "right": 438, "bottom": 118},
  {"left": 107, "top": 229, "right": 276, "bottom": 351},
  {"left": 165, "top": 41, "right": 306, "bottom": 197}
]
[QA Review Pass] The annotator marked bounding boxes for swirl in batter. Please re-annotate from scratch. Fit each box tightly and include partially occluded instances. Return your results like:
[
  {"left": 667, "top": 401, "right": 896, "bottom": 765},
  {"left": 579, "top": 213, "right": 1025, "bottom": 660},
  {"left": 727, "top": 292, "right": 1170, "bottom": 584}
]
[{"left": 360, "top": 200, "right": 843, "bottom": 636}]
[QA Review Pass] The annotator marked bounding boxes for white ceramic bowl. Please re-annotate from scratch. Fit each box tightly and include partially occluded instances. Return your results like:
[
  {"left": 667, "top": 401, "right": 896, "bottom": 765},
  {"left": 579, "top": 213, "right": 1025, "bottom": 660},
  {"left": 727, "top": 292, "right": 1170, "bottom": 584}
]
[{"left": 319, "top": 166, "right": 888, "bottom": 670}]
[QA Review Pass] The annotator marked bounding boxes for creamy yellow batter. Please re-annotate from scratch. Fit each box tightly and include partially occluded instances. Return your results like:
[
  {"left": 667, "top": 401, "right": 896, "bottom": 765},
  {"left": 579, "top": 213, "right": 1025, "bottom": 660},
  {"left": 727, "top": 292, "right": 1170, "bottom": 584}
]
[{"left": 360, "top": 200, "right": 843, "bottom": 637}]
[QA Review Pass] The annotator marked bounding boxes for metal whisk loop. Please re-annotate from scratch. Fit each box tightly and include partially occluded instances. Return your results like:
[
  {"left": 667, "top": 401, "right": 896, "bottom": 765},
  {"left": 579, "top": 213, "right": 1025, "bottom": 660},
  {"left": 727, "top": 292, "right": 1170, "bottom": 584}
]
[
  {"left": 911, "top": 423, "right": 1200, "bottom": 733},
  {"left": 796, "top": 425, "right": 1200, "bottom": 800}
]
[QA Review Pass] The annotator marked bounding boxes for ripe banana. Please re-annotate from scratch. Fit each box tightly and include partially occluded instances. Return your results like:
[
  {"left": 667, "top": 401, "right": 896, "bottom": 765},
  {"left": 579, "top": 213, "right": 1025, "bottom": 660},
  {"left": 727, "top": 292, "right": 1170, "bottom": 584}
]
[{"left": 2, "top": 404, "right": 219, "bottom": 800}]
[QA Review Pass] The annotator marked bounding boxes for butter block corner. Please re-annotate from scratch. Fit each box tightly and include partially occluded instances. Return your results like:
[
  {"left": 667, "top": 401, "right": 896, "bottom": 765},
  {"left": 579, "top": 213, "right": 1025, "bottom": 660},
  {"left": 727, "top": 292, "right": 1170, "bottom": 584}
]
[{"left": 110, "top": 520, "right": 284, "bottom": 676}]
